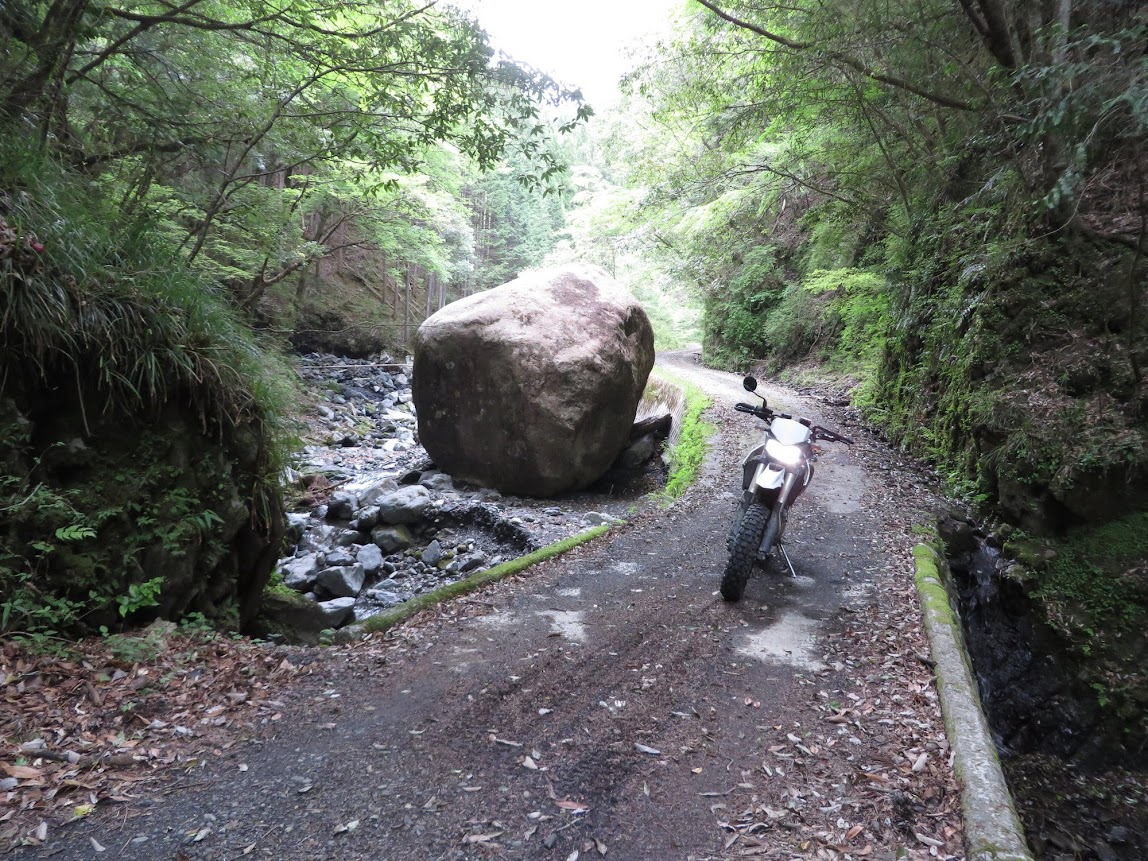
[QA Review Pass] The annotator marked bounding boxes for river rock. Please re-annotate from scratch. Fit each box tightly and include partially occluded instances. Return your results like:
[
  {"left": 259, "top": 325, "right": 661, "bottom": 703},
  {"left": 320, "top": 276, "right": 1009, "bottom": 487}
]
[
  {"left": 366, "top": 588, "right": 403, "bottom": 605},
  {"left": 412, "top": 263, "right": 655, "bottom": 497},
  {"left": 372, "top": 524, "right": 414, "bottom": 553},
  {"left": 458, "top": 553, "right": 485, "bottom": 573},
  {"left": 326, "top": 491, "right": 357, "bottom": 521},
  {"left": 422, "top": 539, "right": 444, "bottom": 567},
  {"left": 376, "top": 485, "right": 432, "bottom": 524},
  {"left": 419, "top": 471, "right": 455, "bottom": 493},
  {"left": 333, "top": 528, "right": 363, "bottom": 547},
  {"left": 316, "top": 564, "right": 366, "bottom": 598},
  {"left": 358, "top": 477, "right": 400, "bottom": 507},
  {"left": 317, "top": 597, "right": 356, "bottom": 627},
  {"left": 322, "top": 547, "right": 356, "bottom": 567},
  {"left": 356, "top": 543, "right": 383, "bottom": 575},
  {"left": 619, "top": 433, "right": 658, "bottom": 469},
  {"left": 350, "top": 506, "right": 380, "bottom": 531},
  {"left": 281, "top": 554, "right": 320, "bottom": 592}
]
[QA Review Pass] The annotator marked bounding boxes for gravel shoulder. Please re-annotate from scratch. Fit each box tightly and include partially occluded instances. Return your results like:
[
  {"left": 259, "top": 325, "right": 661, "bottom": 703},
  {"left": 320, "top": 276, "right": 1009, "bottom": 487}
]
[{"left": 15, "top": 354, "right": 963, "bottom": 861}]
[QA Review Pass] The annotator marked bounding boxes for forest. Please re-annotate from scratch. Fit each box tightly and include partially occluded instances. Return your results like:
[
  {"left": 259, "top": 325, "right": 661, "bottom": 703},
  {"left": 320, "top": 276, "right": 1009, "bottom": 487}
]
[{"left": 1, "top": 0, "right": 1146, "bottom": 702}]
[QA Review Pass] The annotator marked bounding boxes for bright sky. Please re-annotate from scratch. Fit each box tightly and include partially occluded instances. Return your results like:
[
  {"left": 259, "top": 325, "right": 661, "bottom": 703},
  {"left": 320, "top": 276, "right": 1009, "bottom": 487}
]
[{"left": 452, "top": 0, "right": 681, "bottom": 106}]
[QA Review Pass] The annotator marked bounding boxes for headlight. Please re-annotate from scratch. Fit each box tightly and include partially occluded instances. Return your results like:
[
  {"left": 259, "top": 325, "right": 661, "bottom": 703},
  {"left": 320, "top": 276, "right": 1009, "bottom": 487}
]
[{"left": 765, "top": 438, "right": 803, "bottom": 466}]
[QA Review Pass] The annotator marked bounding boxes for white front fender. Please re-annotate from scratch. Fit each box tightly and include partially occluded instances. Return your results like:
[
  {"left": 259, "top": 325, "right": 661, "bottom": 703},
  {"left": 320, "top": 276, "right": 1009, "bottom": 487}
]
[{"left": 751, "top": 463, "right": 786, "bottom": 493}]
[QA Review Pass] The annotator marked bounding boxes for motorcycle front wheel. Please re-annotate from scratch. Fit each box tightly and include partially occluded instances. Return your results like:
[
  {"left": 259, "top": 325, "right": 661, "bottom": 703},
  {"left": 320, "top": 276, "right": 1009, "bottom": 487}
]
[{"left": 721, "top": 502, "right": 770, "bottom": 602}]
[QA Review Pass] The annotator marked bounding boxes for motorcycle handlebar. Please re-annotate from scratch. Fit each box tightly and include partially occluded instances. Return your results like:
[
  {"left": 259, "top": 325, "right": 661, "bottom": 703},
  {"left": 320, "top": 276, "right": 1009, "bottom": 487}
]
[
  {"left": 813, "top": 426, "right": 854, "bottom": 445},
  {"left": 734, "top": 403, "right": 854, "bottom": 444}
]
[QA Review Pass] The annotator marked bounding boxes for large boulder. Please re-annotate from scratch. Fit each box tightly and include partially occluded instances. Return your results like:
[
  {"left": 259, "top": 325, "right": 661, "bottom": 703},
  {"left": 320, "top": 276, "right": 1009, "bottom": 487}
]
[{"left": 413, "top": 265, "right": 655, "bottom": 497}]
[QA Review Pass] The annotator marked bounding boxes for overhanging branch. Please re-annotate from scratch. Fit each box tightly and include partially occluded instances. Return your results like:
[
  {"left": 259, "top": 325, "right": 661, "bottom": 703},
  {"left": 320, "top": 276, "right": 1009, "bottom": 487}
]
[{"left": 695, "top": 0, "right": 976, "bottom": 112}]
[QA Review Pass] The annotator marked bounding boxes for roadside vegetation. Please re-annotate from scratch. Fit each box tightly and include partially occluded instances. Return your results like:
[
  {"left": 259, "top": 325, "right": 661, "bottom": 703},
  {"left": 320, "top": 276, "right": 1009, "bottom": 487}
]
[{"left": 546, "top": 1, "right": 1148, "bottom": 717}]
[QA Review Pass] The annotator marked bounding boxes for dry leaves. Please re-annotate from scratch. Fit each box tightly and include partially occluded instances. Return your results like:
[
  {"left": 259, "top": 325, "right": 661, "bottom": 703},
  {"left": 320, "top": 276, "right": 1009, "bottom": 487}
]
[
  {"left": 0, "top": 630, "right": 301, "bottom": 849},
  {"left": 710, "top": 543, "right": 965, "bottom": 859}
]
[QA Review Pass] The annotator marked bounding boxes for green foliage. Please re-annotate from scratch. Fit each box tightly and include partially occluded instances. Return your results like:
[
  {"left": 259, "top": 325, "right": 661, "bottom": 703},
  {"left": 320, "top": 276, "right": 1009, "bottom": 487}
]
[
  {"left": 0, "top": 137, "right": 291, "bottom": 636},
  {"left": 117, "top": 578, "right": 165, "bottom": 618},
  {"left": 1015, "top": 512, "right": 1148, "bottom": 644},
  {"left": 653, "top": 370, "right": 715, "bottom": 502},
  {"left": 616, "top": 0, "right": 1147, "bottom": 530}
]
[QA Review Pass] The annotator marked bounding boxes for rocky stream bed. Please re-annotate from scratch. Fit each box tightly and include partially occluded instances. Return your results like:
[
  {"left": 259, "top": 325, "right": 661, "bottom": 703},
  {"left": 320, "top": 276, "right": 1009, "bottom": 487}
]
[{"left": 261, "top": 354, "right": 668, "bottom": 642}]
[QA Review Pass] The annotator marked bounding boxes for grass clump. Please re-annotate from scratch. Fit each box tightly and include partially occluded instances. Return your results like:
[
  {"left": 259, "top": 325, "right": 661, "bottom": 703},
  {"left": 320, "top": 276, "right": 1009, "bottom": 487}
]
[{"left": 650, "top": 368, "right": 714, "bottom": 503}]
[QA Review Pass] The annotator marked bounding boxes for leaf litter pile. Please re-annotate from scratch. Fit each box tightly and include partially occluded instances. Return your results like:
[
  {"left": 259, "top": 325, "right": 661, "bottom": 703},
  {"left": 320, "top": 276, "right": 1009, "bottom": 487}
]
[{"left": 1, "top": 622, "right": 300, "bottom": 850}]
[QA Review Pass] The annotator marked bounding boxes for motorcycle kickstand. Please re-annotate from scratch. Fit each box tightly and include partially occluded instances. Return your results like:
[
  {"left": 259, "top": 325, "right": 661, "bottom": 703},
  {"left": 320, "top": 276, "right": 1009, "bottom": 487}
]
[{"left": 777, "top": 541, "right": 798, "bottom": 578}]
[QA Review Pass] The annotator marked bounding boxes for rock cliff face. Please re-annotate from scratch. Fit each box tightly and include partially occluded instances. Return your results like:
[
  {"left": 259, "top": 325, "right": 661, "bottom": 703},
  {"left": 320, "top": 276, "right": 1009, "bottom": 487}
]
[{"left": 412, "top": 264, "right": 655, "bottom": 497}]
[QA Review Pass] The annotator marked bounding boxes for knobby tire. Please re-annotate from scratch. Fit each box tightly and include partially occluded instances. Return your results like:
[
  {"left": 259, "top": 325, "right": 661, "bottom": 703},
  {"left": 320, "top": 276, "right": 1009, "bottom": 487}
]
[{"left": 721, "top": 502, "right": 770, "bottom": 602}]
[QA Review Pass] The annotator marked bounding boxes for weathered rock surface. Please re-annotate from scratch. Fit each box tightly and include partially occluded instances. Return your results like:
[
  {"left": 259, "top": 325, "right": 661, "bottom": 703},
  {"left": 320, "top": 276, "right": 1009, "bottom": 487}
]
[
  {"left": 412, "top": 264, "right": 655, "bottom": 497},
  {"left": 316, "top": 564, "right": 366, "bottom": 599}
]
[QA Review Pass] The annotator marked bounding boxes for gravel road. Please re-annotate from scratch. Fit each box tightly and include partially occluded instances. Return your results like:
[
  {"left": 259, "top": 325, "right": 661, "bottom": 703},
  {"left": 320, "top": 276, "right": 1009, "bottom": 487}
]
[{"left": 32, "top": 353, "right": 964, "bottom": 861}]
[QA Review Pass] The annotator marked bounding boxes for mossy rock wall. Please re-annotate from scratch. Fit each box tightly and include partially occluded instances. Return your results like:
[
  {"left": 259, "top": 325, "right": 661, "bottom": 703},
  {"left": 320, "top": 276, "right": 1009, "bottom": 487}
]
[
  {"left": 873, "top": 229, "right": 1147, "bottom": 535},
  {"left": 1, "top": 386, "right": 284, "bottom": 633}
]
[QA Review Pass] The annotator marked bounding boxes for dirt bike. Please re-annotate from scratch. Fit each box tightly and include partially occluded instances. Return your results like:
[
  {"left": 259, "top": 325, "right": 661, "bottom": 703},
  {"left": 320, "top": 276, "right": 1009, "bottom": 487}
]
[{"left": 721, "top": 375, "right": 853, "bottom": 602}]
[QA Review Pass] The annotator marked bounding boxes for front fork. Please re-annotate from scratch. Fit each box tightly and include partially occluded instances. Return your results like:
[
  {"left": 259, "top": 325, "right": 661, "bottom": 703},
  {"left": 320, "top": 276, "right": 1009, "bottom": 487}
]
[{"left": 727, "top": 465, "right": 805, "bottom": 566}]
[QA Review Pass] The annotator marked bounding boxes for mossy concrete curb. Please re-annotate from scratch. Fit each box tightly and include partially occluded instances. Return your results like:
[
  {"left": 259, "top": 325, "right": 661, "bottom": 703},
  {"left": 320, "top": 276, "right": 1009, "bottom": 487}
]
[
  {"left": 337, "top": 523, "right": 617, "bottom": 640},
  {"left": 912, "top": 544, "right": 1034, "bottom": 861}
]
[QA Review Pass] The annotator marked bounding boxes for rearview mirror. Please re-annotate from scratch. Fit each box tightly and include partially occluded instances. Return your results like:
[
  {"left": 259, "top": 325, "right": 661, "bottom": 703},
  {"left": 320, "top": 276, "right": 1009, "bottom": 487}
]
[{"left": 742, "top": 375, "right": 758, "bottom": 392}]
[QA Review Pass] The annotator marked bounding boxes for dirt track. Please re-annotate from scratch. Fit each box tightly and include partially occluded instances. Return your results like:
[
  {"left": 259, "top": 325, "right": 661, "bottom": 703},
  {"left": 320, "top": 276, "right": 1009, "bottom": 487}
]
[{"left": 28, "top": 354, "right": 963, "bottom": 861}]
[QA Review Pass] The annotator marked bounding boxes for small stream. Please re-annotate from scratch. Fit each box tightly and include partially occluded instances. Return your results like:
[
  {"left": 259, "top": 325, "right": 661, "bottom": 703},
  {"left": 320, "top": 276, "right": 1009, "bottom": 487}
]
[{"left": 948, "top": 538, "right": 1148, "bottom": 860}]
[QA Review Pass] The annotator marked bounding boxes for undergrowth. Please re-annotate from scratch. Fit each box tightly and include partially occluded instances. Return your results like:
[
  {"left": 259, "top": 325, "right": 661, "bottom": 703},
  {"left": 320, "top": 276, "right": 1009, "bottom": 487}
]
[
  {"left": 650, "top": 368, "right": 714, "bottom": 502},
  {"left": 1026, "top": 512, "right": 1148, "bottom": 640},
  {"left": 0, "top": 136, "right": 293, "bottom": 638}
]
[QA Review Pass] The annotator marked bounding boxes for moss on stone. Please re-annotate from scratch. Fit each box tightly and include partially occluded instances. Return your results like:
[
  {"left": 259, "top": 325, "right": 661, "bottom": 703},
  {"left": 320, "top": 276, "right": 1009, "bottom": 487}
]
[{"left": 360, "top": 523, "right": 615, "bottom": 636}]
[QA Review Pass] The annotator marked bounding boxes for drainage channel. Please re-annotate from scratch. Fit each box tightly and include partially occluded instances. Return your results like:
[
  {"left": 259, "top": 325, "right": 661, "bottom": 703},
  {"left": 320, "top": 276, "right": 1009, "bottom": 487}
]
[{"left": 947, "top": 539, "right": 1148, "bottom": 861}]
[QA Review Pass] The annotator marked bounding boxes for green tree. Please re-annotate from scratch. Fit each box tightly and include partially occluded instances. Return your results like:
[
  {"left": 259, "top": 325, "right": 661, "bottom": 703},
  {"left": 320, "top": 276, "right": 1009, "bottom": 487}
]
[{"left": 0, "top": 0, "right": 588, "bottom": 306}]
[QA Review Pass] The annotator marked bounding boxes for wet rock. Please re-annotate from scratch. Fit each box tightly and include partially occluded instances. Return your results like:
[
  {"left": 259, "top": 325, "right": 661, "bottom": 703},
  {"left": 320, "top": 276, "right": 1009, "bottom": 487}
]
[
  {"left": 356, "top": 544, "right": 383, "bottom": 576},
  {"left": 316, "top": 564, "right": 366, "bottom": 599},
  {"left": 372, "top": 524, "right": 414, "bottom": 553},
  {"left": 937, "top": 511, "right": 978, "bottom": 556},
  {"left": 286, "top": 512, "right": 310, "bottom": 543},
  {"left": 377, "top": 485, "right": 432, "bottom": 524},
  {"left": 298, "top": 524, "right": 341, "bottom": 555},
  {"left": 317, "top": 597, "right": 356, "bottom": 627}
]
